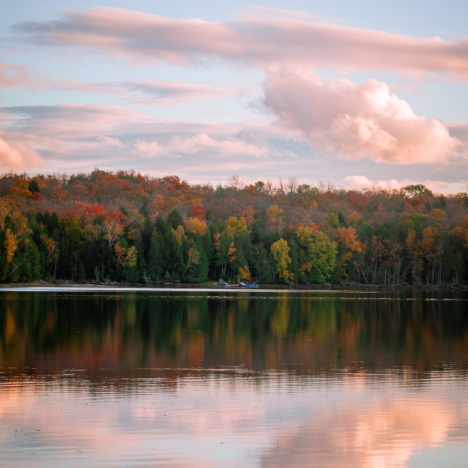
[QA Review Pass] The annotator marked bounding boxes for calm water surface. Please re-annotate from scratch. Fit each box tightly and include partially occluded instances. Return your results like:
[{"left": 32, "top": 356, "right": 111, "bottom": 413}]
[{"left": 1, "top": 289, "right": 468, "bottom": 467}]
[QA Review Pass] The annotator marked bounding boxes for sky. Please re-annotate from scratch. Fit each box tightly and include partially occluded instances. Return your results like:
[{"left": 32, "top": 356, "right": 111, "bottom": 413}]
[{"left": 1, "top": 0, "right": 468, "bottom": 193}]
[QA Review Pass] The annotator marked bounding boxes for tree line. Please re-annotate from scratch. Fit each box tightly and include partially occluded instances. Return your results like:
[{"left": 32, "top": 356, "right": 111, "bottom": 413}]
[{"left": 1, "top": 170, "right": 468, "bottom": 285}]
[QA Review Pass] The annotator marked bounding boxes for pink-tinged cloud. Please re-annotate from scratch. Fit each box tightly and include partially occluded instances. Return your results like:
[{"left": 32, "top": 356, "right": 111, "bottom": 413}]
[
  {"left": 262, "top": 397, "right": 455, "bottom": 468},
  {"left": 67, "top": 80, "right": 237, "bottom": 105},
  {"left": 0, "top": 133, "right": 43, "bottom": 170},
  {"left": 134, "top": 132, "right": 270, "bottom": 158},
  {"left": 11, "top": 7, "right": 468, "bottom": 76},
  {"left": 342, "top": 175, "right": 468, "bottom": 194},
  {"left": 342, "top": 176, "right": 411, "bottom": 190},
  {"left": 0, "top": 104, "right": 281, "bottom": 174},
  {"left": 0, "top": 61, "right": 237, "bottom": 106},
  {"left": 261, "top": 69, "right": 462, "bottom": 164},
  {"left": 0, "top": 70, "right": 237, "bottom": 106},
  {"left": 0, "top": 63, "right": 31, "bottom": 88},
  {"left": 1, "top": 103, "right": 465, "bottom": 191}
]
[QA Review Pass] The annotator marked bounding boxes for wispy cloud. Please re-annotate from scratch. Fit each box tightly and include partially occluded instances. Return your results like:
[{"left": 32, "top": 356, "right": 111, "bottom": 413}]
[
  {"left": 11, "top": 7, "right": 468, "bottom": 77},
  {"left": 0, "top": 62, "right": 45, "bottom": 89},
  {"left": 0, "top": 62, "right": 237, "bottom": 105},
  {"left": 0, "top": 104, "right": 286, "bottom": 176}
]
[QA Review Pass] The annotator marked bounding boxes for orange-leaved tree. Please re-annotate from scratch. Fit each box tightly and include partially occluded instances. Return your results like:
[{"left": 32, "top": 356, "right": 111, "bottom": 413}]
[
  {"left": 41, "top": 234, "right": 60, "bottom": 279},
  {"left": 452, "top": 215, "right": 468, "bottom": 247},
  {"left": 335, "top": 227, "right": 364, "bottom": 278}
]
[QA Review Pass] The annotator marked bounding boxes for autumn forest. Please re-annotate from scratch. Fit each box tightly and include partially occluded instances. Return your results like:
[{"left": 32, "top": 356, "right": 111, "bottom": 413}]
[{"left": 1, "top": 170, "right": 468, "bottom": 286}]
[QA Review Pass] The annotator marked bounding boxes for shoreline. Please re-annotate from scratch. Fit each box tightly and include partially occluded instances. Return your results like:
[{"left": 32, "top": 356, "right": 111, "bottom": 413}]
[{"left": 1, "top": 281, "right": 467, "bottom": 292}]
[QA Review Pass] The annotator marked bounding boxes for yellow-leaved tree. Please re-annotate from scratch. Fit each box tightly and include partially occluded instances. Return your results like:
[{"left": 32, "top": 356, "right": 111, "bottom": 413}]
[
  {"left": 236, "top": 265, "right": 251, "bottom": 281},
  {"left": 186, "top": 247, "right": 200, "bottom": 269},
  {"left": 173, "top": 225, "right": 187, "bottom": 244},
  {"left": 271, "top": 239, "right": 292, "bottom": 282},
  {"left": 0, "top": 199, "right": 33, "bottom": 280},
  {"left": 226, "top": 216, "right": 247, "bottom": 236},
  {"left": 186, "top": 217, "right": 207, "bottom": 236}
]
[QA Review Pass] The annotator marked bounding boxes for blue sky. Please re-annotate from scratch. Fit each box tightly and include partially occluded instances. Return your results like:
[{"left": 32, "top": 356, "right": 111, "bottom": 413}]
[{"left": 1, "top": 1, "right": 468, "bottom": 192}]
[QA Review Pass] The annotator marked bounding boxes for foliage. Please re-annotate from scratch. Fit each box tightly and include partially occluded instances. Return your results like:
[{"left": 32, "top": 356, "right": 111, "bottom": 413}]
[
  {"left": 271, "top": 239, "right": 292, "bottom": 282},
  {"left": 0, "top": 172, "right": 466, "bottom": 285}
]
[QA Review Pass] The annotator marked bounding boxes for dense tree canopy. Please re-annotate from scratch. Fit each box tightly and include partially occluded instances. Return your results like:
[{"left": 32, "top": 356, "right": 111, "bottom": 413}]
[{"left": 1, "top": 170, "right": 467, "bottom": 285}]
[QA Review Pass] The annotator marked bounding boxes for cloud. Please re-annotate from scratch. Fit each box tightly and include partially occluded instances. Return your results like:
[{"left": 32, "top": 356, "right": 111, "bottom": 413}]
[
  {"left": 0, "top": 104, "right": 283, "bottom": 176},
  {"left": 342, "top": 176, "right": 408, "bottom": 190},
  {"left": 0, "top": 63, "right": 237, "bottom": 106},
  {"left": 0, "top": 63, "right": 32, "bottom": 88},
  {"left": 0, "top": 134, "right": 43, "bottom": 170},
  {"left": 97, "top": 136, "right": 125, "bottom": 148},
  {"left": 424, "top": 179, "right": 468, "bottom": 194},
  {"left": 1, "top": 103, "right": 466, "bottom": 192},
  {"left": 11, "top": 7, "right": 468, "bottom": 77},
  {"left": 261, "top": 69, "right": 462, "bottom": 164},
  {"left": 0, "top": 104, "right": 143, "bottom": 168},
  {"left": 342, "top": 175, "right": 468, "bottom": 194},
  {"left": 66, "top": 80, "right": 236, "bottom": 105},
  {"left": 262, "top": 398, "right": 454, "bottom": 468},
  {"left": 134, "top": 132, "right": 270, "bottom": 158}
]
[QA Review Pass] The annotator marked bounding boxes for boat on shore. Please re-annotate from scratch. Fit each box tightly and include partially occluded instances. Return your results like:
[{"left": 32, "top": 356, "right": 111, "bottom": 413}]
[
  {"left": 218, "top": 280, "right": 239, "bottom": 288},
  {"left": 217, "top": 280, "right": 259, "bottom": 289},
  {"left": 239, "top": 282, "right": 259, "bottom": 289}
]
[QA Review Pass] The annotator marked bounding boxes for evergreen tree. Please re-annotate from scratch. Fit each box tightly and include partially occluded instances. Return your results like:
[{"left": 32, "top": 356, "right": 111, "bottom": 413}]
[
  {"left": 164, "top": 229, "right": 186, "bottom": 281},
  {"left": 254, "top": 243, "right": 275, "bottom": 283},
  {"left": 20, "top": 240, "right": 40, "bottom": 282},
  {"left": 338, "top": 211, "right": 348, "bottom": 228},
  {"left": 147, "top": 227, "right": 163, "bottom": 281},
  {"left": 155, "top": 214, "right": 169, "bottom": 234},
  {"left": 141, "top": 217, "right": 153, "bottom": 259},
  {"left": 232, "top": 242, "right": 247, "bottom": 280},
  {"left": 166, "top": 209, "right": 184, "bottom": 230},
  {"left": 203, "top": 229, "right": 214, "bottom": 277},
  {"left": 84, "top": 237, "right": 115, "bottom": 281},
  {"left": 185, "top": 237, "right": 209, "bottom": 282},
  {"left": 28, "top": 179, "right": 40, "bottom": 194},
  {"left": 133, "top": 230, "right": 146, "bottom": 281},
  {"left": 215, "top": 231, "right": 231, "bottom": 278},
  {"left": 56, "top": 237, "right": 72, "bottom": 279}
]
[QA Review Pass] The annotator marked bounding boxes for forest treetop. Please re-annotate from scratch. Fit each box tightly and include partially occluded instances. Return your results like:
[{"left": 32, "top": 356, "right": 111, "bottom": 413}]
[{"left": 1, "top": 169, "right": 468, "bottom": 285}]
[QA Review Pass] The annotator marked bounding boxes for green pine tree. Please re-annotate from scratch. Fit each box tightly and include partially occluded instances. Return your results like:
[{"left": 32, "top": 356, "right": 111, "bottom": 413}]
[{"left": 166, "top": 209, "right": 185, "bottom": 230}]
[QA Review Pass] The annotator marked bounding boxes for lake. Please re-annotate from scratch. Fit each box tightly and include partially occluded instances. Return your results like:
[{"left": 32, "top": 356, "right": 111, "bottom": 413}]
[{"left": 1, "top": 289, "right": 468, "bottom": 467}]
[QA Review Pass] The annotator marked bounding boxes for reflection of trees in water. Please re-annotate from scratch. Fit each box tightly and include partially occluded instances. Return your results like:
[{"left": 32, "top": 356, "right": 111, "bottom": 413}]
[{"left": 1, "top": 292, "right": 468, "bottom": 381}]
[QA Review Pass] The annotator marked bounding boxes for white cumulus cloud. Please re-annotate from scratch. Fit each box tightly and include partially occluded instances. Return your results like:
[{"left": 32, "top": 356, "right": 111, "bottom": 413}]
[{"left": 261, "top": 69, "right": 463, "bottom": 164}]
